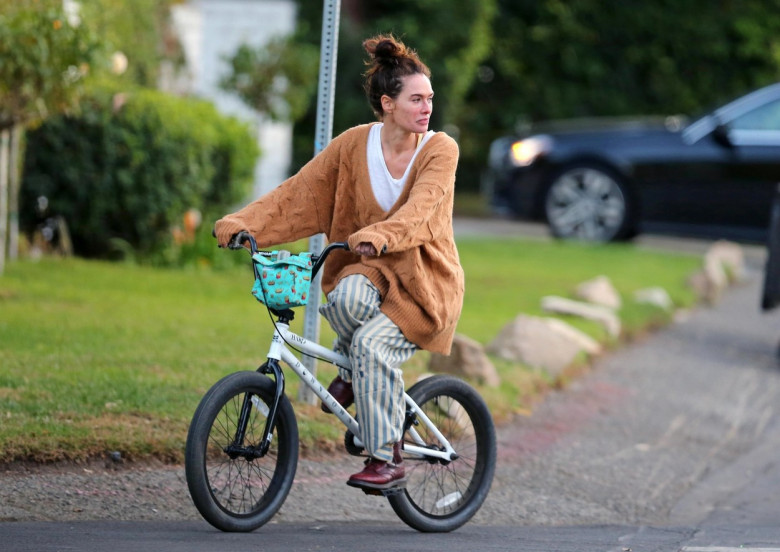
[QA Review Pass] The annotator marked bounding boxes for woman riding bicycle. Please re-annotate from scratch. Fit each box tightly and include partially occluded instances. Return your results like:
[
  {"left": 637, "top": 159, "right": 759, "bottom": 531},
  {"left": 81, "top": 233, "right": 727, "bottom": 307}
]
[{"left": 214, "top": 33, "right": 464, "bottom": 492}]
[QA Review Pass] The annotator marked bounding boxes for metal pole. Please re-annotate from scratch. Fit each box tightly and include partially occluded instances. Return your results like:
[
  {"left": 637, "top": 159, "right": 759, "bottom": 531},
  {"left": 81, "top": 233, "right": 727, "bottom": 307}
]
[
  {"left": 299, "top": 0, "right": 341, "bottom": 404},
  {"left": 0, "top": 129, "right": 9, "bottom": 276},
  {"left": 8, "top": 124, "right": 21, "bottom": 261}
]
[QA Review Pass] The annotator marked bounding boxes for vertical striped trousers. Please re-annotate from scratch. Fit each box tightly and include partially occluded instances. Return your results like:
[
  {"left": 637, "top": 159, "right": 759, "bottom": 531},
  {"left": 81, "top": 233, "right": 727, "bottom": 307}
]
[{"left": 319, "top": 274, "right": 417, "bottom": 462}]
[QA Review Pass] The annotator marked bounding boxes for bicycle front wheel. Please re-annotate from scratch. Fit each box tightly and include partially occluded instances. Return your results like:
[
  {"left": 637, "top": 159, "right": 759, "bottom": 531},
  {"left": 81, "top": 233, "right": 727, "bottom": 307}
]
[
  {"left": 388, "top": 375, "right": 496, "bottom": 532},
  {"left": 185, "top": 371, "right": 298, "bottom": 532}
]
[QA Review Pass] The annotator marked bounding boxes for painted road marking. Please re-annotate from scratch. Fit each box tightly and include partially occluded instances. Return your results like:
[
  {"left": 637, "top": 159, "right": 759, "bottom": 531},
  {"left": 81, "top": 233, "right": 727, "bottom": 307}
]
[{"left": 682, "top": 548, "right": 780, "bottom": 552}]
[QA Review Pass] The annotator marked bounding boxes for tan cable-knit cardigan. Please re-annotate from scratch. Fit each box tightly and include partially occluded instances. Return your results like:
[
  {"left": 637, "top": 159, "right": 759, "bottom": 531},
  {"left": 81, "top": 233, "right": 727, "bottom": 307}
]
[{"left": 215, "top": 123, "right": 464, "bottom": 355}]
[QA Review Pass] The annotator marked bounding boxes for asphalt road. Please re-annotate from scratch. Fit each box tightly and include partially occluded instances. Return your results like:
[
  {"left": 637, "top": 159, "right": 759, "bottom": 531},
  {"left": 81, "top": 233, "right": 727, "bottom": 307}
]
[{"left": 4, "top": 222, "right": 780, "bottom": 551}]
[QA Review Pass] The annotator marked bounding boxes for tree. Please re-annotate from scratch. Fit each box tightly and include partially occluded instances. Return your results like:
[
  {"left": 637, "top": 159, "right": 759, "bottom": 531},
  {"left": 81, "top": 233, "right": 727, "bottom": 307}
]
[
  {"left": 461, "top": 0, "right": 780, "bottom": 190},
  {"left": 220, "top": 34, "right": 320, "bottom": 124},
  {"left": 76, "top": 0, "right": 179, "bottom": 88},
  {"left": 289, "top": 0, "right": 780, "bottom": 193},
  {"left": 0, "top": 0, "right": 101, "bottom": 274},
  {"left": 291, "top": 0, "right": 497, "bottom": 174}
]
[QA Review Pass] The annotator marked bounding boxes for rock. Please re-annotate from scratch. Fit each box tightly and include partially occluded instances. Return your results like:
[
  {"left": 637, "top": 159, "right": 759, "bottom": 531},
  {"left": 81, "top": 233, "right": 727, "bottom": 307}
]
[
  {"left": 688, "top": 241, "right": 745, "bottom": 304},
  {"left": 429, "top": 334, "right": 500, "bottom": 387},
  {"left": 634, "top": 287, "right": 673, "bottom": 311},
  {"left": 705, "top": 240, "right": 746, "bottom": 283},
  {"left": 486, "top": 315, "right": 601, "bottom": 375},
  {"left": 688, "top": 269, "right": 717, "bottom": 305},
  {"left": 704, "top": 249, "right": 729, "bottom": 290},
  {"left": 689, "top": 254, "right": 729, "bottom": 305},
  {"left": 541, "top": 295, "right": 621, "bottom": 338},
  {"left": 575, "top": 275, "right": 622, "bottom": 310}
]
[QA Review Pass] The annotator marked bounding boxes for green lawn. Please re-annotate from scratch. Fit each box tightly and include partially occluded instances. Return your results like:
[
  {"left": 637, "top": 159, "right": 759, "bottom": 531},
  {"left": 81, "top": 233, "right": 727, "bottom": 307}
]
[{"left": 0, "top": 237, "right": 700, "bottom": 464}]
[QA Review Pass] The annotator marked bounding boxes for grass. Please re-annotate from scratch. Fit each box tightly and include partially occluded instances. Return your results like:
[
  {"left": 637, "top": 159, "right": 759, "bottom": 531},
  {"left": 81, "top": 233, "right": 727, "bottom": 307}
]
[{"left": 0, "top": 237, "right": 701, "bottom": 464}]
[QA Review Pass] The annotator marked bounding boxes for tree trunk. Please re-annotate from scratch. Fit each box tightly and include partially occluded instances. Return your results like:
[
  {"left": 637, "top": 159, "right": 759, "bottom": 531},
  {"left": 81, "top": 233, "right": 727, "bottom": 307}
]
[
  {"left": 0, "top": 129, "right": 9, "bottom": 276},
  {"left": 8, "top": 124, "right": 22, "bottom": 260}
]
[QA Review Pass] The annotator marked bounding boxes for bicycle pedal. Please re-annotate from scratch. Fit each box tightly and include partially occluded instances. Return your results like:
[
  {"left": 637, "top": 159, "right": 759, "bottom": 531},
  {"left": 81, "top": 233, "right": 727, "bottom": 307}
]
[
  {"left": 379, "top": 486, "right": 405, "bottom": 497},
  {"left": 359, "top": 485, "right": 405, "bottom": 497}
]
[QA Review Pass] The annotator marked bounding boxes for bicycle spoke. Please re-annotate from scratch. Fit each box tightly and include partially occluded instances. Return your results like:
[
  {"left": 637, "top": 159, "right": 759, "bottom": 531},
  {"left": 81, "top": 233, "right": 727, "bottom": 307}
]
[
  {"left": 390, "top": 376, "right": 495, "bottom": 531},
  {"left": 402, "top": 397, "right": 477, "bottom": 513},
  {"left": 200, "top": 390, "right": 281, "bottom": 514}
]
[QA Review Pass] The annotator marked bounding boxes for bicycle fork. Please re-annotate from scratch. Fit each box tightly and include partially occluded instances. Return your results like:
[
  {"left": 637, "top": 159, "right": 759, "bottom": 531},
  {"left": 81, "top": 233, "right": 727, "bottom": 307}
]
[{"left": 225, "top": 359, "right": 284, "bottom": 460}]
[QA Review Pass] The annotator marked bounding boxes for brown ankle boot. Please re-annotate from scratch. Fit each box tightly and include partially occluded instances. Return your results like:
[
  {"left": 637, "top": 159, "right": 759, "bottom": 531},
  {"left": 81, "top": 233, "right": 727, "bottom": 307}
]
[
  {"left": 320, "top": 376, "right": 354, "bottom": 414},
  {"left": 346, "top": 442, "right": 406, "bottom": 490}
]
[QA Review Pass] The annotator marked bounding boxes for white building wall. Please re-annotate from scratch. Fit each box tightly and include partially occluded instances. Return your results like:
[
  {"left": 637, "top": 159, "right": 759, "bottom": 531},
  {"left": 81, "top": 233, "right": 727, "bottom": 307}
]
[{"left": 170, "top": 0, "right": 297, "bottom": 199}]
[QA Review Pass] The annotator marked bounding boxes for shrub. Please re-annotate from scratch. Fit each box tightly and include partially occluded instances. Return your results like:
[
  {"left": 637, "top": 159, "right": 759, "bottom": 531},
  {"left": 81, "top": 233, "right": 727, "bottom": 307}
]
[{"left": 21, "top": 86, "right": 259, "bottom": 258}]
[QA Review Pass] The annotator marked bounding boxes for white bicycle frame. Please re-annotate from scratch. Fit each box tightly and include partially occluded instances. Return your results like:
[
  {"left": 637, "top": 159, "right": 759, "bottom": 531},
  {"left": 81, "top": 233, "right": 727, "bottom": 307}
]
[{"left": 267, "top": 321, "right": 458, "bottom": 463}]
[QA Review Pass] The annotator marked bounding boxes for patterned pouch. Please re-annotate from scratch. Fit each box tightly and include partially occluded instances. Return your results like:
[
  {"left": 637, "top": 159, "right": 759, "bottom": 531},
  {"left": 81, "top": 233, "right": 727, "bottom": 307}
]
[{"left": 251, "top": 251, "right": 313, "bottom": 309}]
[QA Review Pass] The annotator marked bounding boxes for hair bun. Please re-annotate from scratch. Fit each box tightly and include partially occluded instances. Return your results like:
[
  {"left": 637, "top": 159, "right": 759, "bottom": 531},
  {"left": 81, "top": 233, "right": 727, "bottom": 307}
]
[{"left": 373, "top": 39, "right": 402, "bottom": 63}]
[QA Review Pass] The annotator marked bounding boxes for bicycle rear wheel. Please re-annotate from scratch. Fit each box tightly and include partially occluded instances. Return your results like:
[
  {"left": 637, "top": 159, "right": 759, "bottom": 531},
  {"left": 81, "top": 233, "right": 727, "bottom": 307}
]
[
  {"left": 185, "top": 371, "right": 298, "bottom": 532},
  {"left": 388, "top": 375, "right": 496, "bottom": 532}
]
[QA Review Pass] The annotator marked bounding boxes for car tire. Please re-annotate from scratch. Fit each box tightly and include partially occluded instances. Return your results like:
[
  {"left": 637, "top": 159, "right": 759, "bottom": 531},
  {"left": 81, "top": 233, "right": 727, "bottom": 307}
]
[{"left": 543, "top": 164, "right": 634, "bottom": 242}]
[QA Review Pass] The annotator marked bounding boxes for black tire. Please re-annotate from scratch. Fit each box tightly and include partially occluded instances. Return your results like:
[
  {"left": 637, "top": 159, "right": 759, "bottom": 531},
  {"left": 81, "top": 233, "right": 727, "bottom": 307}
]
[
  {"left": 344, "top": 429, "right": 364, "bottom": 456},
  {"left": 544, "top": 163, "right": 634, "bottom": 242},
  {"left": 387, "top": 375, "right": 496, "bottom": 532},
  {"left": 185, "top": 371, "right": 298, "bottom": 532}
]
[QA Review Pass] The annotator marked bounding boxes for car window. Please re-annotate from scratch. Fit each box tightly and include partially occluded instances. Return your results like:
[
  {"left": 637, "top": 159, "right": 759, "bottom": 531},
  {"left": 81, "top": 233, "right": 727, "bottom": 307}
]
[{"left": 731, "top": 99, "right": 780, "bottom": 131}]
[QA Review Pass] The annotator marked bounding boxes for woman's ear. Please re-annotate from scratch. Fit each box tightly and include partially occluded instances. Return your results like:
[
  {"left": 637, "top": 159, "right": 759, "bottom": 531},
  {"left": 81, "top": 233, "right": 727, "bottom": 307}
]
[{"left": 380, "top": 94, "right": 394, "bottom": 115}]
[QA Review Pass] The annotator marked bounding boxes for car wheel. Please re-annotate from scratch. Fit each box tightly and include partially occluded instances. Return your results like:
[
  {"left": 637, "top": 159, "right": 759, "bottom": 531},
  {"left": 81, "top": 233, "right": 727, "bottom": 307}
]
[{"left": 544, "top": 164, "right": 632, "bottom": 242}]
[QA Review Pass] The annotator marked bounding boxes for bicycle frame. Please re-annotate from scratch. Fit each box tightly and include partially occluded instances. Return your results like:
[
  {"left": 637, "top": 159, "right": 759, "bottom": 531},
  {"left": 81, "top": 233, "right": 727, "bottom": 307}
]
[
  {"left": 220, "top": 231, "right": 458, "bottom": 464},
  {"left": 255, "top": 320, "right": 459, "bottom": 463}
]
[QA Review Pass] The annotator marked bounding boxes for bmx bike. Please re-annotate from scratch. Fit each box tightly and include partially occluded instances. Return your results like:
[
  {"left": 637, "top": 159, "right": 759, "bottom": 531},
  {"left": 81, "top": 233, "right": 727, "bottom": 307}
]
[{"left": 184, "top": 231, "right": 496, "bottom": 533}]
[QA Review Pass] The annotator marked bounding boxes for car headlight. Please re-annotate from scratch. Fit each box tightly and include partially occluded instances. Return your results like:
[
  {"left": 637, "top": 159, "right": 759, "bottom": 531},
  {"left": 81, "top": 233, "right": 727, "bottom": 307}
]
[{"left": 509, "top": 135, "right": 552, "bottom": 167}]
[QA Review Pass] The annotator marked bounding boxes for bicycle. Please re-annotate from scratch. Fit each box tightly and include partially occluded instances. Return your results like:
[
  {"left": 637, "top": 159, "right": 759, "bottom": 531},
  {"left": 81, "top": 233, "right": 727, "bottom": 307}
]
[{"left": 184, "top": 231, "right": 496, "bottom": 533}]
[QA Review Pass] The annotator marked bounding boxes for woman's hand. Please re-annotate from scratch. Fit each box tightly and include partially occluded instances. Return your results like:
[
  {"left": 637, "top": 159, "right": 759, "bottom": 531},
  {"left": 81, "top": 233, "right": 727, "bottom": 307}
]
[
  {"left": 214, "top": 217, "right": 245, "bottom": 249},
  {"left": 354, "top": 242, "right": 378, "bottom": 256}
]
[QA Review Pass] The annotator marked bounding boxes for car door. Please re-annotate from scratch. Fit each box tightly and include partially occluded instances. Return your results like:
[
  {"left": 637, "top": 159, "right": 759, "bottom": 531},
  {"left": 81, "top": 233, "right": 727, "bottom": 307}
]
[
  {"left": 643, "top": 95, "right": 780, "bottom": 237},
  {"left": 721, "top": 98, "right": 780, "bottom": 230},
  {"left": 631, "top": 131, "right": 735, "bottom": 228}
]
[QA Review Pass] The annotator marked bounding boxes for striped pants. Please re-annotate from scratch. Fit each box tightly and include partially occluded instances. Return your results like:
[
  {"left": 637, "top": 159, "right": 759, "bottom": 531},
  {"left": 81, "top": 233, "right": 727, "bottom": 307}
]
[{"left": 319, "top": 274, "right": 417, "bottom": 462}]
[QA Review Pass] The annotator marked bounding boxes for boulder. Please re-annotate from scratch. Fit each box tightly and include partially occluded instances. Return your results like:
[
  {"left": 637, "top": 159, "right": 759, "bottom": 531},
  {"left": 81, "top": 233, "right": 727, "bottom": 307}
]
[
  {"left": 689, "top": 255, "right": 728, "bottom": 305},
  {"left": 706, "top": 240, "right": 746, "bottom": 283},
  {"left": 541, "top": 295, "right": 621, "bottom": 338},
  {"left": 634, "top": 287, "right": 673, "bottom": 311},
  {"left": 575, "top": 275, "right": 622, "bottom": 310},
  {"left": 486, "top": 315, "right": 601, "bottom": 376},
  {"left": 429, "top": 334, "right": 500, "bottom": 387},
  {"left": 688, "top": 240, "right": 745, "bottom": 304}
]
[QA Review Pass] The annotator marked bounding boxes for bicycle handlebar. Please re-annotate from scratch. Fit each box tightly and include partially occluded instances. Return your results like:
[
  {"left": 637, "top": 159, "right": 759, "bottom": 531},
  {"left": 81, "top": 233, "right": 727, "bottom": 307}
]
[
  {"left": 225, "top": 230, "right": 257, "bottom": 252},
  {"left": 214, "top": 228, "right": 349, "bottom": 279}
]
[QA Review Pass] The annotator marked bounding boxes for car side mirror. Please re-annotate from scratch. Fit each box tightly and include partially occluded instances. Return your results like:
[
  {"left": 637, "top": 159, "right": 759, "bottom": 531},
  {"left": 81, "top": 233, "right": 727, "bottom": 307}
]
[{"left": 712, "top": 123, "right": 733, "bottom": 148}]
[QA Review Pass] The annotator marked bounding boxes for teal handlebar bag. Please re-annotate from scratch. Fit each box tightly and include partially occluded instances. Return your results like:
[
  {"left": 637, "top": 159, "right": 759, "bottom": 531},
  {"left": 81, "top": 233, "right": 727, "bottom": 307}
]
[{"left": 251, "top": 251, "right": 314, "bottom": 309}]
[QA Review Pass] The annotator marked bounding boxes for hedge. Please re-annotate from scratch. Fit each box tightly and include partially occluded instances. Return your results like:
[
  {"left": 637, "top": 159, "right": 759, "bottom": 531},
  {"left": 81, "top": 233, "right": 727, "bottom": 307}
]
[{"left": 21, "top": 86, "right": 259, "bottom": 258}]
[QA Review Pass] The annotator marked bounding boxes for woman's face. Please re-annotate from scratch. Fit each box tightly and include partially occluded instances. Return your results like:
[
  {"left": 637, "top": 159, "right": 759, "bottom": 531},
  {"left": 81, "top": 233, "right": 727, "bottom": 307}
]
[{"left": 382, "top": 73, "right": 433, "bottom": 133}]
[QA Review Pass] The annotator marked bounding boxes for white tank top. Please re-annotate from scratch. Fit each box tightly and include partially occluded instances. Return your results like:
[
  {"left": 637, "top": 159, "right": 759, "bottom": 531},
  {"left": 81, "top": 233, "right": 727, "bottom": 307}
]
[{"left": 367, "top": 123, "right": 434, "bottom": 212}]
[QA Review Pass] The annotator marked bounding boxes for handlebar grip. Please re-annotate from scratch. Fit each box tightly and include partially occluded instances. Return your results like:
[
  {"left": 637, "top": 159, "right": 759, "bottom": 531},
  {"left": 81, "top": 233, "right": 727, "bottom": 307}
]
[
  {"left": 227, "top": 231, "right": 257, "bottom": 252},
  {"left": 213, "top": 226, "right": 254, "bottom": 252}
]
